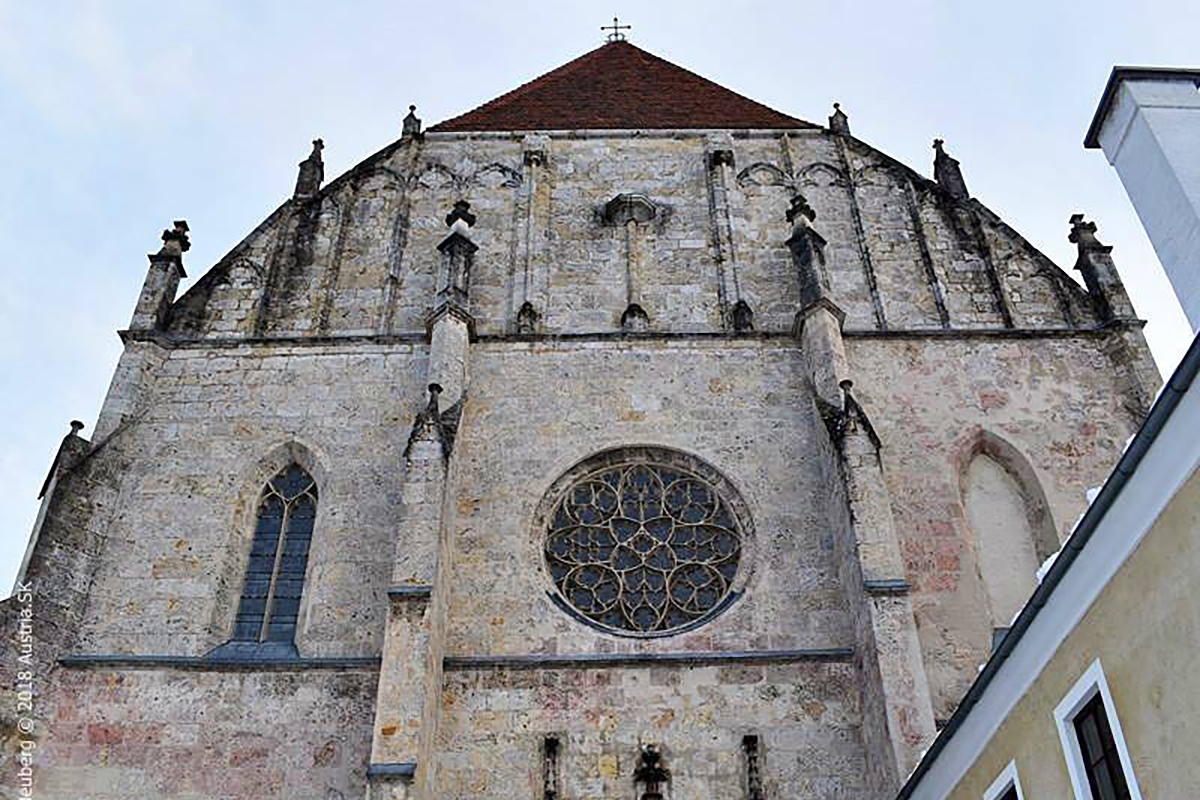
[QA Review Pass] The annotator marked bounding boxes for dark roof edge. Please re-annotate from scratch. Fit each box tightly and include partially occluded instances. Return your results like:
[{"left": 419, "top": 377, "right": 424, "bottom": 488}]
[
  {"left": 1084, "top": 66, "right": 1200, "bottom": 149},
  {"left": 896, "top": 329, "right": 1200, "bottom": 800},
  {"left": 427, "top": 123, "right": 815, "bottom": 134}
]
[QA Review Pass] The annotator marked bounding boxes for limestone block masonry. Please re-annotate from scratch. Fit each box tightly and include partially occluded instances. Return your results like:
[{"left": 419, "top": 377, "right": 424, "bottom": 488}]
[{"left": 0, "top": 41, "right": 1158, "bottom": 800}]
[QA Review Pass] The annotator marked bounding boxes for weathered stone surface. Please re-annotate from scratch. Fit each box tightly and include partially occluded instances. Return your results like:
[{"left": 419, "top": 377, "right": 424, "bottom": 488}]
[
  {"left": 156, "top": 131, "right": 1100, "bottom": 342},
  {"left": 846, "top": 333, "right": 1146, "bottom": 719},
  {"left": 437, "top": 662, "right": 865, "bottom": 800},
  {"left": 39, "top": 666, "right": 376, "bottom": 799},
  {"left": 1, "top": 111, "right": 1157, "bottom": 800}
]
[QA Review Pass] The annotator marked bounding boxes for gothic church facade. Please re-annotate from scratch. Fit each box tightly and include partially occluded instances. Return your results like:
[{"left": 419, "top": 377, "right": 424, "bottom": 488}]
[{"left": 1, "top": 40, "right": 1159, "bottom": 800}]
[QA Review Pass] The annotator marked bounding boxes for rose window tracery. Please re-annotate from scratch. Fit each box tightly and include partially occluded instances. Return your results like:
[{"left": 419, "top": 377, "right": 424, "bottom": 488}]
[{"left": 542, "top": 452, "right": 747, "bottom": 635}]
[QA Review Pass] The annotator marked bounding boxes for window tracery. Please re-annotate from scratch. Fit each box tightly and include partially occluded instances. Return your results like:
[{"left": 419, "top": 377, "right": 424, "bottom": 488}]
[
  {"left": 231, "top": 464, "right": 318, "bottom": 644},
  {"left": 542, "top": 449, "right": 748, "bottom": 635}
]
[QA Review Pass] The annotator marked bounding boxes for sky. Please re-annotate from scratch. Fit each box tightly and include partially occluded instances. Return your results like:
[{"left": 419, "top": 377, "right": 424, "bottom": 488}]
[{"left": 0, "top": 1, "right": 1195, "bottom": 594}]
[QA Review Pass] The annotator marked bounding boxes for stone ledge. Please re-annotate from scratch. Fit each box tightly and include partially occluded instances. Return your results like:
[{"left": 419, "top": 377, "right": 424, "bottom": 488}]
[
  {"left": 842, "top": 324, "right": 1136, "bottom": 339},
  {"left": 863, "top": 578, "right": 912, "bottom": 596},
  {"left": 387, "top": 585, "right": 434, "bottom": 600},
  {"left": 366, "top": 762, "right": 417, "bottom": 780},
  {"left": 117, "top": 324, "right": 1131, "bottom": 352},
  {"left": 443, "top": 648, "right": 854, "bottom": 671},
  {"left": 58, "top": 654, "right": 381, "bottom": 671}
]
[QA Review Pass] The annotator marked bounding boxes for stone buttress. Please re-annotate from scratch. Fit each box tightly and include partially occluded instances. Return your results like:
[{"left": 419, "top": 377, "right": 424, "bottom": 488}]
[
  {"left": 788, "top": 193, "right": 938, "bottom": 791},
  {"left": 368, "top": 203, "right": 475, "bottom": 800}
]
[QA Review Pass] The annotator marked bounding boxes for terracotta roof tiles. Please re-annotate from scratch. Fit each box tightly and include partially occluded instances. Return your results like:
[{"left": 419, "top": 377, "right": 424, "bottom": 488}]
[{"left": 429, "top": 41, "right": 814, "bottom": 133}]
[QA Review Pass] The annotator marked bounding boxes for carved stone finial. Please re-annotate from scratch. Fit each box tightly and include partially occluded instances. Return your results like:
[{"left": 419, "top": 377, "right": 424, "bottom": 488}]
[
  {"left": 1069, "top": 213, "right": 1136, "bottom": 324},
  {"left": 402, "top": 105, "right": 422, "bottom": 138},
  {"left": 621, "top": 302, "right": 650, "bottom": 332},
  {"left": 516, "top": 301, "right": 540, "bottom": 334},
  {"left": 786, "top": 193, "right": 817, "bottom": 227},
  {"left": 158, "top": 220, "right": 191, "bottom": 257},
  {"left": 705, "top": 132, "right": 736, "bottom": 168},
  {"left": 932, "top": 138, "right": 970, "bottom": 200},
  {"left": 634, "top": 744, "right": 670, "bottom": 800},
  {"left": 294, "top": 138, "right": 325, "bottom": 199},
  {"left": 135, "top": 219, "right": 189, "bottom": 328},
  {"left": 731, "top": 299, "right": 754, "bottom": 332},
  {"left": 404, "top": 383, "right": 464, "bottom": 459},
  {"left": 38, "top": 419, "right": 91, "bottom": 499},
  {"left": 523, "top": 134, "right": 550, "bottom": 166},
  {"left": 786, "top": 194, "right": 832, "bottom": 309},
  {"left": 1068, "top": 213, "right": 1107, "bottom": 251},
  {"left": 786, "top": 192, "right": 819, "bottom": 243},
  {"left": 445, "top": 200, "right": 477, "bottom": 230},
  {"left": 437, "top": 203, "right": 480, "bottom": 308},
  {"left": 425, "top": 383, "right": 443, "bottom": 415},
  {"left": 829, "top": 102, "right": 851, "bottom": 136}
]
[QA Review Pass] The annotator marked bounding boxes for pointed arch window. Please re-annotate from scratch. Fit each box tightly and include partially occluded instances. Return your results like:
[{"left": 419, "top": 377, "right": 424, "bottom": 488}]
[{"left": 231, "top": 464, "right": 318, "bottom": 644}]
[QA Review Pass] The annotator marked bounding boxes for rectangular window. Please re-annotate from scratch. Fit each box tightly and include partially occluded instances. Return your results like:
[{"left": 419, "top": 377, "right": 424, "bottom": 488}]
[
  {"left": 983, "top": 760, "right": 1024, "bottom": 800},
  {"left": 542, "top": 735, "right": 560, "bottom": 800},
  {"left": 743, "top": 734, "right": 763, "bottom": 800},
  {"left": 1073, "top": 694, "right": 1131, "bottom": 800},
  {"left": 1054, "top": 659, "right": 1143, "bottom": 800}
]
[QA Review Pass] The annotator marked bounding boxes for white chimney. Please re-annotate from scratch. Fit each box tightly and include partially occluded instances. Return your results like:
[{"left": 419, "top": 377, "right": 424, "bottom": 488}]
[{"left": 1087, "top": 67, "right": 1200, "bottom": 332}]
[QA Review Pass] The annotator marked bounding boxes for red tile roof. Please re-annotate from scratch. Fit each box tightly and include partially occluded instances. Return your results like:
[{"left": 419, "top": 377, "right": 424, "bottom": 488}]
[{"left": 429, "top": 41, "right": 815, "bottom": 133}]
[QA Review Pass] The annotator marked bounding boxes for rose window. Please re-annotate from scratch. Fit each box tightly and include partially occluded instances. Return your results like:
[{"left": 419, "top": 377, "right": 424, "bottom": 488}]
[{"left": 542, "top": 451, "right": 747, "bottom": 635}]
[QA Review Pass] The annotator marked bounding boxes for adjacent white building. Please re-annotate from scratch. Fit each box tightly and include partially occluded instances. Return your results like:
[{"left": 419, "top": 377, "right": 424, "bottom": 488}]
[{"left": 895, "top": 65, "right": 1200, "bottom": 800}]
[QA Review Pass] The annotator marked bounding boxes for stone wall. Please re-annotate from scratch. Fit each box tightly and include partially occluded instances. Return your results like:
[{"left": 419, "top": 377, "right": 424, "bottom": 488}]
[
  {"left": 846, "top": 333, "right": 1146, "bottom": 720},
  {"left": 163, "top": 130, "right": 1096, "bottom": 343},
  {"left": 437, "top": 660, "right": 864, "bottom": 800},
  {"left": 445, "top": 339, "right": 846, "bottom": 656},
  {"left": 3, "top": 123, "right": 1159, "bottom": 800},
  {"left": 76, "top": 341, "right": 431, "bottom": 659},
  {"left": 37, "top": 665, "right": 377, "bottom": 800}
]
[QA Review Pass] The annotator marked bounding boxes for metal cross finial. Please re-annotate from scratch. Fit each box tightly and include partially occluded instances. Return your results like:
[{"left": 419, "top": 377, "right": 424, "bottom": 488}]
[{"left": 602, "top": 16, "right": 631, "bottom": 42}]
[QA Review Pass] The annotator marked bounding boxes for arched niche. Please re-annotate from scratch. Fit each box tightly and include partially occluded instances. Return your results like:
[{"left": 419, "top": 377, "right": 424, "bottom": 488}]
[{"left": 958, "top": 431, "right": 1057, "bottom": 630}]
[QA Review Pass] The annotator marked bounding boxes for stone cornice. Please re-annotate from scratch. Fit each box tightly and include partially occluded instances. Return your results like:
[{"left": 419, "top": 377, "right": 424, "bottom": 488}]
[
  {"left": 443, "top": 647, "right": 853, "bottom": 671},
  {"left": 59, "top": 654, "right": 380, "bottom": 671},
  {"left": 120, "top": 324, "right": 1139, "bottom": 352}
]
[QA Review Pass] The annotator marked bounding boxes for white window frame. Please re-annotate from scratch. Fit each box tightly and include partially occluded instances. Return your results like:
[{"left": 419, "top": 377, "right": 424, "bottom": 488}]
[
  {"left": 983, "top": 760, "right": 1025, "bottom": 800},
  {"left": 1053, "top": 658, "right": 1143, "bottom": 800}
]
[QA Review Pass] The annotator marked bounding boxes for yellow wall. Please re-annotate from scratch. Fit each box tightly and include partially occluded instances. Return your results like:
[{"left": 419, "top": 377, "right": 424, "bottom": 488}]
[{"left": 946, "top": 465, "right": 1200, "bottom": 799}]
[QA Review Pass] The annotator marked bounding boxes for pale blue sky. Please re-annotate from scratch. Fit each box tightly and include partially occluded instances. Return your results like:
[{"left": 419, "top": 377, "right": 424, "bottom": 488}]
[{"left": 0, "top": 1, "right": 1195, "bottom": 594}]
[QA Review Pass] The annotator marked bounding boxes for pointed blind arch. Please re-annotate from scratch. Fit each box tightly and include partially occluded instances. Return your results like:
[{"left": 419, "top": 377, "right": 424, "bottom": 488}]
[
  {"left": 964, "top": 452, "right": 1041, "bottom": 627},
  {"left": 960, "top": 432, "right": 1058, "bottom": 633},
  {"left": 231, "top": 464, "right": 318, "bottom": 644}
]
